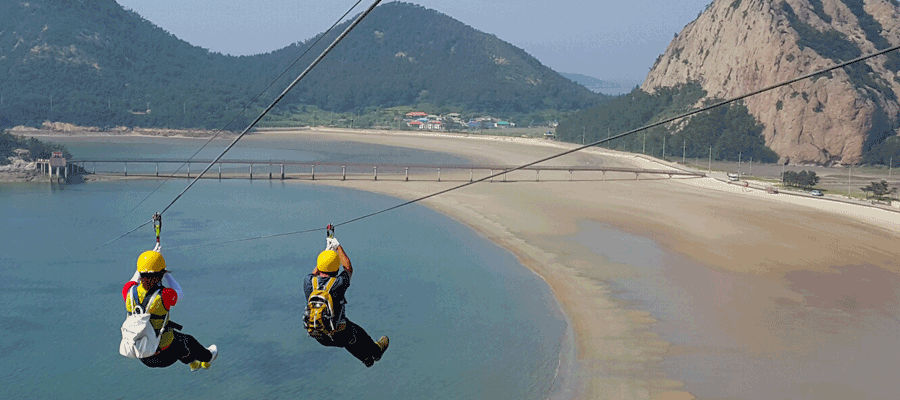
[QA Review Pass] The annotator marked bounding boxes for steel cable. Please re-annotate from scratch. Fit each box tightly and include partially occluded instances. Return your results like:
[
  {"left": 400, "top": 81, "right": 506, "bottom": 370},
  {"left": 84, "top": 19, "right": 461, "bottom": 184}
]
[
  {"left": 121, "top": 0, "right": 366, "bottom": 219},
  {"left": 95, "top": 0, "right": 381, "bottom": 250}
]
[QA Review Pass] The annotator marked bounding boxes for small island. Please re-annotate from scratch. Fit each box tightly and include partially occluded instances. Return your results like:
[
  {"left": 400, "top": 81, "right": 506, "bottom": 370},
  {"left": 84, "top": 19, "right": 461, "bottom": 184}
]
[{"left": 0, "top": 129, "right": 72, "bottom": 182}]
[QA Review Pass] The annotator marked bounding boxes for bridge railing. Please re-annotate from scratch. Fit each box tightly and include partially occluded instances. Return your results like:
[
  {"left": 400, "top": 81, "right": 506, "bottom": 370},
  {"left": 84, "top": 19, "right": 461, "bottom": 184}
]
[{"left": 70, "top": 159, "right": 705, "bottom": 182}]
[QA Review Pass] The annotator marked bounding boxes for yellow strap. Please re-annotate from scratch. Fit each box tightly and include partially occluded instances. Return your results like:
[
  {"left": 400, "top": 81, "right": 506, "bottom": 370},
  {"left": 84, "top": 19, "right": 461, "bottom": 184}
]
[{"left": 311, "top": 276, "right": 336, "bottom": 292}]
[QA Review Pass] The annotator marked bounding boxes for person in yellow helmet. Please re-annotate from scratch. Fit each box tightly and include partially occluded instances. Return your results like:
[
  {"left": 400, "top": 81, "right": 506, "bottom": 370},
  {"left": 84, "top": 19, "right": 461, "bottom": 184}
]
[
  {"left": 302, "top": 235, "right": 389, "bottom": 367},
  {"left": 122, "top": 248, "right": 218, "bottom": 371}
]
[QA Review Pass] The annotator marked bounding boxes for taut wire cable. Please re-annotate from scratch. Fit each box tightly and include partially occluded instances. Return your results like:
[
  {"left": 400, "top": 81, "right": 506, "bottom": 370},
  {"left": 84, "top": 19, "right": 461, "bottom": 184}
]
[{"left": 95, "top": 0, "right": 382, "bottom": 250}]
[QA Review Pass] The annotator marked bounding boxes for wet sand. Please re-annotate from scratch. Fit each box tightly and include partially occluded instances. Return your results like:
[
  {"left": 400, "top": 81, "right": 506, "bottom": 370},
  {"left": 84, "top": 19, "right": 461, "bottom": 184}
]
[{"left": 253, "top": 128, "right": 900, "bottom": 399}]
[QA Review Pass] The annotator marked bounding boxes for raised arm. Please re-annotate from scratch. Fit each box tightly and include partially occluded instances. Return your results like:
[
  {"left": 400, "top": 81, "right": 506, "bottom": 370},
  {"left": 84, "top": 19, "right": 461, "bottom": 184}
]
[
  {"left": 336, "top": 245, "right": 352, "bottom": 278},
  {"left": 162, "top": 272, "right": 183, "bottom": 300}
]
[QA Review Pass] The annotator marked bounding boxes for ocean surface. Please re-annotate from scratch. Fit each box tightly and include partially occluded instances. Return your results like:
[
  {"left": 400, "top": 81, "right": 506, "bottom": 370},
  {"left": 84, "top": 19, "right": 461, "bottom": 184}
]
[{"left": 0, "top": 136, "right": 566, "bottom": 399}]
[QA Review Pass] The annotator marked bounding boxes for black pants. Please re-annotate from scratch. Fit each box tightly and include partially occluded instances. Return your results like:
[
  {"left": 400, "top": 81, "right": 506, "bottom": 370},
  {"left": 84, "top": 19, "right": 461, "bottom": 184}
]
[
  {"left": 314, "top": 319, "right": 382, "bottom": 366},
  {"left": 141, "top": 331, "right": 213, "bottom": 368}
]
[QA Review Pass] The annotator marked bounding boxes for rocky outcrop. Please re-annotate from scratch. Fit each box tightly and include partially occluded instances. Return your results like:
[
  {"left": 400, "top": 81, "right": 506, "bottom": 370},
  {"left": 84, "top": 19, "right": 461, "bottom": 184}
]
[
  {"left": 642, "top": 0, "right": 900, "bottom": 165},
  {"left": 0, "top": 156, "right": 41, "bottom": 182}
]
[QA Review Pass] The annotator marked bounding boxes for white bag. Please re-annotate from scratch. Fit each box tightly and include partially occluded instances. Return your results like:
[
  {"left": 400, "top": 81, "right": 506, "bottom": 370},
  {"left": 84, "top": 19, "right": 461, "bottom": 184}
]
[{"left": 118, "top": 288, "right": 168, "bottom": 359}]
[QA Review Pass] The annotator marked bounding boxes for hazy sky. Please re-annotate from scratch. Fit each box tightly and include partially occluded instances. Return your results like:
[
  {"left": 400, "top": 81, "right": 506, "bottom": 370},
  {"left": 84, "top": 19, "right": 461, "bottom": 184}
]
[{"left": 114, "top": 0, "right": 712, "bottom": 82}]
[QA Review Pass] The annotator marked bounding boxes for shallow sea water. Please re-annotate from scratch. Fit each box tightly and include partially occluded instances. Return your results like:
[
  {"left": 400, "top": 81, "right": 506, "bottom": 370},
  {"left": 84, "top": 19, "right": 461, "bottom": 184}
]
[
  {"left": 575, "top": 221, "right": 900, "bottom": 399},
  {"left": 0, "top": 138, "right": 566, "bottom": 399}
]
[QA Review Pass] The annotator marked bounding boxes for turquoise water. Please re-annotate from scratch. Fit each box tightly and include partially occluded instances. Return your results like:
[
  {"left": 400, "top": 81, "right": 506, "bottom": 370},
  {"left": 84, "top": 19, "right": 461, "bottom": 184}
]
[{"left": 0, "top": 139, "right": 566, "bottom": 399}]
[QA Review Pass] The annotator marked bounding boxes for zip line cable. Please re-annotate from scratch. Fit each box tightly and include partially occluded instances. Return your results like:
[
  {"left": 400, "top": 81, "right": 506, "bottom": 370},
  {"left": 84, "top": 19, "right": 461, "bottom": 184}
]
[
  {"left": 160, "top": 0, "right": 382, "bottom": 216},
  {"left": 95, "top": 0, "right": 382, "bottom": 250},
  {"left": 120, "top": 0, "right": 366, "bottom": 220},
  {"left": 94, "top": 219, "right": 155, "bottom": 251},
  {"left": 168, "top": 43, "right": 900, "bottom": 249},
  {"left": 174, "top": 227, "right": 324, "bottom": 250}
]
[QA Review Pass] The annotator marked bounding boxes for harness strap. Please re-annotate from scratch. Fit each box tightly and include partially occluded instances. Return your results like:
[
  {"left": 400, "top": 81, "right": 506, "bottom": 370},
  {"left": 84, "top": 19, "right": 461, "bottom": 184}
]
[
  {"left": 311, "top": 276, "right": 337, "bottom": 291},
  {"left": 127, "top": 285, "right": 170, "bottom": 335}
]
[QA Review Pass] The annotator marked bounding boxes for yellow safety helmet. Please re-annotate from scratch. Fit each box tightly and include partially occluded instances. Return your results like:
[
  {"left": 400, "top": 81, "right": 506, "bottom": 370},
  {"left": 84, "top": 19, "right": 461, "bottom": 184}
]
[
  {"left": 317, "top": 250, "right": 340, "bottom": 273},
  {"left": 137, "top": 250, "right": 166, "bottom": 273}
]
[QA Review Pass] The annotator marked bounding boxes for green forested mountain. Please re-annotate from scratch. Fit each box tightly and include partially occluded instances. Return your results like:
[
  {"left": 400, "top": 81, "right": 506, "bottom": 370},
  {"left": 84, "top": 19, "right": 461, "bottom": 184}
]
[
  {"left": 556, "top": 84, "right": 779, "bottom": 163},
  {"left": 0, "top": 0, "right": 602, "bottom": 130}
]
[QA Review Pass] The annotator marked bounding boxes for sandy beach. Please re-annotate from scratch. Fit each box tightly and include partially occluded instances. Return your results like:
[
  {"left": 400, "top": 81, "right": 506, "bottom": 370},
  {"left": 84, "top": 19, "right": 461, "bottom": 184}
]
[{"left": 236, "top": 127, "right": 900, "bottom": 399}]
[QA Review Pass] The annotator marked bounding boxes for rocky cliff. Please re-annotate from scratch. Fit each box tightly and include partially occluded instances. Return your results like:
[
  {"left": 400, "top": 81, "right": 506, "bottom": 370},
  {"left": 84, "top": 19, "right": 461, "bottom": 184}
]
[{"left": 642, "top": 0, "right": 900, "bottom": 165}]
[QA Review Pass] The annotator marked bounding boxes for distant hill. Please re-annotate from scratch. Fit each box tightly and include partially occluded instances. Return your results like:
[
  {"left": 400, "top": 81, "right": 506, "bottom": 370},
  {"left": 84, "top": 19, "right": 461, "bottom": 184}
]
[
  {"left": 559, "top": 72, "right": 640, "bottom": 95},
  {"left": 0, "top": 0, "right": 602, "bottom": 130}
]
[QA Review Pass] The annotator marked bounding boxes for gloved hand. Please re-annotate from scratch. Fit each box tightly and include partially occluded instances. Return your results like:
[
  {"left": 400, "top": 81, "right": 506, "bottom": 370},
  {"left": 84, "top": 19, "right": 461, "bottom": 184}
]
[
  {"left": 326, "top": 237, "right": 340, "bottom": 251},
  {"left": 153, "top": 242, "right": 162, "bottom": 253}
]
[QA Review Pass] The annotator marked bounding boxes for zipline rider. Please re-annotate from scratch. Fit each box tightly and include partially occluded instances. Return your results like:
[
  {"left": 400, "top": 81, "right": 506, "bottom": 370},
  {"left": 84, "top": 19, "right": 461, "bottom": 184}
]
[
  {"left": 303, "top": 226, "right": 389, "bottom": 367},
  {"left": 120, "top": 247, "right": 218, "bottom": 371}
]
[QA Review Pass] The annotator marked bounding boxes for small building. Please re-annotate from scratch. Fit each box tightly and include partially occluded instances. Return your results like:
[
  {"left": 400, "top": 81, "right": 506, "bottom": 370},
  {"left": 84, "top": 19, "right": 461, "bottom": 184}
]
[
  {"left": 425, "top": 120, "right": 444, "bottom": 130},
  {"left": 408, "top": 120, "right": 423, "bottom": 128},
  {"left": 405, "top": 111, "right": 427, "bottom": 119}
]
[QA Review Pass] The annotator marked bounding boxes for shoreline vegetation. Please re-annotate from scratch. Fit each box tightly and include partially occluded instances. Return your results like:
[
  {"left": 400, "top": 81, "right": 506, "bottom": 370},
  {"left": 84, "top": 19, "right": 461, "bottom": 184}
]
[{"left": 9, "top": 127, "right": 900, "bottom": 398}]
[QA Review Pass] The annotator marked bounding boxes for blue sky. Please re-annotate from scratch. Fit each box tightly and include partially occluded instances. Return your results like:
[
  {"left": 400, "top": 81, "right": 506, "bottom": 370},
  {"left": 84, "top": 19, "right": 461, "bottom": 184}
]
[{"left": 115, "top": 0, "right": 711, "bottom": 82}]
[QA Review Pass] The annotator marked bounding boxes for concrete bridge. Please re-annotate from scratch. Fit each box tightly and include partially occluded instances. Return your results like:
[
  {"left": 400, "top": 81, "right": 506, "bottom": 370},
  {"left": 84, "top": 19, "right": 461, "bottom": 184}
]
[{"left": 70, "top": 158, "right": 705, "bottom": 182}]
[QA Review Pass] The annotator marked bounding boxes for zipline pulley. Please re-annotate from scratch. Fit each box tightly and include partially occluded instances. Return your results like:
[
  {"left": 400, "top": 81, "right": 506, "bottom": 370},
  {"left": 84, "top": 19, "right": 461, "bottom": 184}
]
[
  {"left": 326, "top": 224, "right": 335, "bottom": 239},
  {"left": 152, "top": 212, "right": 162, "bottom": 245}
]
